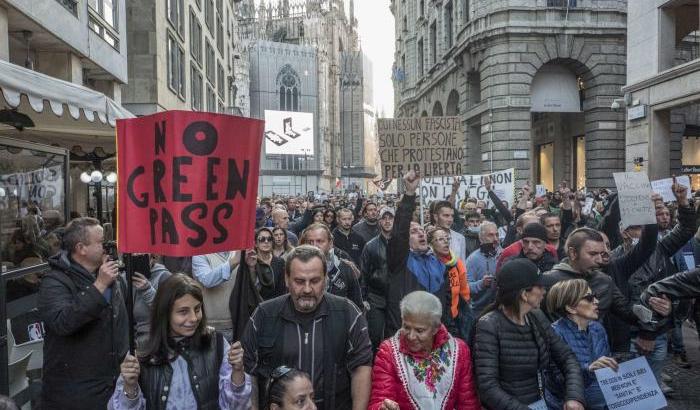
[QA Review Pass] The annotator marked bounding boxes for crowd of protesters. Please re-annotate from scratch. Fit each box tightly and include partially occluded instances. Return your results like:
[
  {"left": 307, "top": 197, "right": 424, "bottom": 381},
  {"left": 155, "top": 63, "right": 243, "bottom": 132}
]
[{"left": 25, "top": 168, "right": 700, "bottom": 410}]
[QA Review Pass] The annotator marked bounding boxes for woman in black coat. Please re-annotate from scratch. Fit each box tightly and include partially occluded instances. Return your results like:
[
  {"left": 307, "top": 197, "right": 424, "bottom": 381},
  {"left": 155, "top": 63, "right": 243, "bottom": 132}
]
[
  {"left": 473, "top": 259, "right": 585, "bottom": 410},
  {"left": 230, "top": 227, "right": 287, "bottom": 341}
]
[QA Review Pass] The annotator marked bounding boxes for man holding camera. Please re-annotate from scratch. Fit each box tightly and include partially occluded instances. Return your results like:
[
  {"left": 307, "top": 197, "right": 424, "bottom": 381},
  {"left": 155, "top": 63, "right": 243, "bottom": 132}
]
[{"left": 39, "top": 217, "right": 129, "bottom": 410}]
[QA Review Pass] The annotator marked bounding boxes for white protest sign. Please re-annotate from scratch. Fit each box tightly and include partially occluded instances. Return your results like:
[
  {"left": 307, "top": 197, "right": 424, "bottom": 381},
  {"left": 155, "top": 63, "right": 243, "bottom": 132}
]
[
  {"left": 650, "top": 175, "right": 691, "bottom": 202},
  {"left": 377, "top": 117, "right": 466, "bottom": 178},
  {"left": 535, "top": 185, "right": 546, "bottom": 198},
  {"left": 582, "top": 197, "right": 594, "bottom": 216},
  {"left": 0, "top": 165, "right": 64, "bottom": 209},
  {"left": 595, "top": 356, "right": 667, "bottom": 410},
  {"left": 420, "top": 168, "right": 515, "bottom": 208},
  {"left": 613, "top": 172, "right": 656, "bottom": 228}
]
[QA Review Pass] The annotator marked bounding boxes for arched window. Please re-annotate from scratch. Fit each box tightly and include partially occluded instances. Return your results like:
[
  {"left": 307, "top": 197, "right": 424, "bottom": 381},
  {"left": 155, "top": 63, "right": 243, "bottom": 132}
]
[{"left": 276, "top": 64, "right": 301, "bottom": 111}]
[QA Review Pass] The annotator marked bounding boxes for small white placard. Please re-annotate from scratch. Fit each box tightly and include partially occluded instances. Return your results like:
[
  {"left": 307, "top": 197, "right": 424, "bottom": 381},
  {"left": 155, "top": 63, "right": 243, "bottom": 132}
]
[
  {"left": 650, "top": 175, "right": 691, "bottom": 202},
  {"left": 595, "top": 356, "right": 667, "bottom": 410}
]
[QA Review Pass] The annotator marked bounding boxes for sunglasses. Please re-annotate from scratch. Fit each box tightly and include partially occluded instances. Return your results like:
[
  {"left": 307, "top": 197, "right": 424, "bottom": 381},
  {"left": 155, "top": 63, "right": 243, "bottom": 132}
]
[
  {"left": 257, "top": 236, "right": 273, "bottom": 243},
  {"left": 580, "top": 293, "right": 597, "bottom": 303},
  {"left": 267, "top": 365, "right": 294, "bottom": 393}
]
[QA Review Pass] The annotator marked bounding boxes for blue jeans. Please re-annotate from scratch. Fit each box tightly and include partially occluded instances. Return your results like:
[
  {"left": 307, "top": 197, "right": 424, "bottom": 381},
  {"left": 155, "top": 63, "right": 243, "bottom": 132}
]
[
  {"left": 630, "top": 333, "right": 667, "bottom": 381},
  {"left": 670, "top": 318, "right": 686, "bottom": 355}
]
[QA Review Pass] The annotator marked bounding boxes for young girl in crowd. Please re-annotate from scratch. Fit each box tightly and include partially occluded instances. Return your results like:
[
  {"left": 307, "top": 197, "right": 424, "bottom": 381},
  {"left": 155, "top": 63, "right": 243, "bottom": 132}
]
[
  {"left": 266, "top": 366, "right": 316, "bottom": 410},
  {"left": 272, "top": 227, "right": 294, "bottom": 260},
  {"left": 109, "top": 274, "right": 251, "bottom": 409}
]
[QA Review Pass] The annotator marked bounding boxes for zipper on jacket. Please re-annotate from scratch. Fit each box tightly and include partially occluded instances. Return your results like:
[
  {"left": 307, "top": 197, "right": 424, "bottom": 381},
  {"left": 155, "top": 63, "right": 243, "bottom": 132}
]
[{"left": 304, "top": 332, "right": 309, "bottom": 345}]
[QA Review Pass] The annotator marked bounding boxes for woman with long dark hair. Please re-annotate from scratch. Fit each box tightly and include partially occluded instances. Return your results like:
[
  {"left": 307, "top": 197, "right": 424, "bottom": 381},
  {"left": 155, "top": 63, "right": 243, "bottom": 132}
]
[
  {"left": 473, "top": 259, "right": 584, "bottom": 410},
  {"left": 272, "top": 227, "right": 294, "bottom": 260},
  {"left": 323, "top": 208, "right": 337, "bottom": 231},
  {"left": 108, "top": 274, "right": 251, "bottom": 409},
  {"left": 266, "top": 366, "right": 316, "bottom": 410},
  {"left": 230, "top": 227, "right": 287, "bottom": 341}
]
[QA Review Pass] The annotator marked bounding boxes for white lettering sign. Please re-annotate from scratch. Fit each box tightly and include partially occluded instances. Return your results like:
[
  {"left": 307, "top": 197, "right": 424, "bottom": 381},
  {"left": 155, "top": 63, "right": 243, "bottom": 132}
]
[
  {"left": 650, "top": 175, "right": 691, "bottom": 202},
  {"left": 613, "top": 172, "right": 656, "bottom": 228},
  {"left": 420, "top": 169, "right": 515, "bottom": 208}
]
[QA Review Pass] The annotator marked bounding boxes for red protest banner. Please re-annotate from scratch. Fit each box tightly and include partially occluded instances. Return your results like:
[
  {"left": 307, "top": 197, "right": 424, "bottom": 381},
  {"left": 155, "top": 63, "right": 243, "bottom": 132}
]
[{"left": 116, "top": 111, "right": 263, "bottom": 256}]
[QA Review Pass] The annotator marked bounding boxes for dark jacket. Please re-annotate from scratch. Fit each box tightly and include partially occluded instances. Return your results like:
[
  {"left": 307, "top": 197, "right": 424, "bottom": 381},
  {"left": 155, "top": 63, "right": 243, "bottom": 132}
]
[
  {"left": 502, "top": 249, "right": 558, "bottom": 274},
  {"left": 627, "top": 205, "right": 698, "bottom": 309},
  {"left": 242, "top": 294, "right": 372, "bottom": 410},
  {"left": 542, "top": 261, "right": 642, "bottom": 331},
  {"left": 352, "top": 219, "right": 380, "bottom": 243},
  {"left": 462, "top": 229, "right": 481, "bottom": 258},
  {"left": 473, "top": 309, "right": 584, "bottom": 410},
  {"left": 327, "top": 252, "right": 364, "bottom": 309},
  {"left": 641, "top": 267, "right": 700, "bottom": 309},
  {"left": 603, "top": 224, "right": 659, "bottom": 352},
  {"left": 39, "top": 251, "right": 129, "bottom": 410},
  {"left": 332, "top": 227, "right": 366, "bottom": 267},
  {"left": 230, "top": 256, "right": 287, "bottom": 342},
  {"left": 360, "top": 234, "right": 389, "bottom": 307},
  {"left": 385, "top": 194, "right": 451, "bottom": 336},
  {"left": 139, "top": 332, "right": 225, "bottom": 410}
]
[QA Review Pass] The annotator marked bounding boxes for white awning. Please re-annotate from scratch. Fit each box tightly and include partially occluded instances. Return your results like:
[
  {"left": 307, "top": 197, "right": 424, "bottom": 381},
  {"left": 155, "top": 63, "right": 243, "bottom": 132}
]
[{"left": 0, "top": 58, "right": 133, "bottom": 127}]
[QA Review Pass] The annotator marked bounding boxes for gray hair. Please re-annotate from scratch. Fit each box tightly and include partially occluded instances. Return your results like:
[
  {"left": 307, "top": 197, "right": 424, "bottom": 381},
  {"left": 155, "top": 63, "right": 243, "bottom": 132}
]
[
  {"left": 400, "top": 291, "right": 442, "bottom": 328},
  {"left": 479, "top": 221, "right": 498, "bottom": 242}
]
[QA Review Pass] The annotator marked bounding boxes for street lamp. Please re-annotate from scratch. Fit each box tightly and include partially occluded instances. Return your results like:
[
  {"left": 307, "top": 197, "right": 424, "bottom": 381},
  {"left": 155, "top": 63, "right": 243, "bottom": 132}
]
[{"left": 80, "top": 169, "right": 115, "bottom": 223}]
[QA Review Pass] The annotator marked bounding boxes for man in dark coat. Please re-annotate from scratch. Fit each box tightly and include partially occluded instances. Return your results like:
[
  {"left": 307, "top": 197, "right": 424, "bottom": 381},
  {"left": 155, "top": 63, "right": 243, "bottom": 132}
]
[{"left": 39, "top": 217, "right": 128, "bottom": 409}]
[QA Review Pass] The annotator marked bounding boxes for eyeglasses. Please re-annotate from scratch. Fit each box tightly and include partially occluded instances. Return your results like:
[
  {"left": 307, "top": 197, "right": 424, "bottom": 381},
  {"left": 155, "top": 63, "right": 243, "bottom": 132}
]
[
  {"left": 257, "top": 237, "right": 273, "bottom": 243},
  {"left": 580, "top": 293, "right": 597, "bottom": 303},
  {"left": 267, "top": 365, "right": 294, "bottom": 393}
]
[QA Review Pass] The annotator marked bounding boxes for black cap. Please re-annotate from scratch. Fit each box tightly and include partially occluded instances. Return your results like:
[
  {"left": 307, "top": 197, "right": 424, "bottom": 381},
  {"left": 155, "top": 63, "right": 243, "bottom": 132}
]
[
  {"left": 522, "top": 222, "right": 548, "bottom": 242},
  {"left": 496, "top": 258, "right": 544, "bottom": 293}
]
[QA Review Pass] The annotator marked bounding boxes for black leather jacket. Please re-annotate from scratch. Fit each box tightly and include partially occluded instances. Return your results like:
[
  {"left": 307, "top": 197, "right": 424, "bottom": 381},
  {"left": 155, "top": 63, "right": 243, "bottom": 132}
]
[
  {"left": 139, "top": 333, "right": 224, "bottom": 410},
  {"left": 639, "top": 267, "right": 700, "bottom": 328},
  {"left": 359, "top": 234, "right": 389, "bottom": 307}
]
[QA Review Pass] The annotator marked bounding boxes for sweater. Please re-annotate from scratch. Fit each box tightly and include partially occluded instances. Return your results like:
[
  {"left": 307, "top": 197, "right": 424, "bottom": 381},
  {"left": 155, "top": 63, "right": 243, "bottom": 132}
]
[{"left": 465, "top": 248, "right": 498, "bottom": 316}]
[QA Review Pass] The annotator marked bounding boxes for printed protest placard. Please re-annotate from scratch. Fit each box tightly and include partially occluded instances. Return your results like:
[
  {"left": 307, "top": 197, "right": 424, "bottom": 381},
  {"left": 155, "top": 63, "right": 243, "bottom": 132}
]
[
  {"left": 420, "top": 169, "right": 515, "bottom": 208},
  {"left": 0, "top": 164, "right": 64, "bottom": 209},
  {"left": 595, "top": 356, "right": 667, "bottom": 410},
  {"left": 582, "top": 197, "right": 594, "bottom": 216},
  {"left": 613, "top": 172, "right": 656, "bottom": 228},
  {"left": 535, "top": 185, "right": 546, "bottom": 198},
  {"left": 650, "top": 175, "right": 691, "bottom": 202},
  {"left": 117, "top": 111, "right": 264, "bottom": 256},
  {"left": 377, "top": 116, "right": 466, "bottom": 178}
]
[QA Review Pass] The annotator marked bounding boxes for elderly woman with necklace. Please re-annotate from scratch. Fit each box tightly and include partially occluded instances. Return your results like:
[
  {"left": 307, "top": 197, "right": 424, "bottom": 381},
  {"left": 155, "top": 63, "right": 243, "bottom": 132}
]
[{"left": 369, "top": 291, "right": 480, "bottom": 410}]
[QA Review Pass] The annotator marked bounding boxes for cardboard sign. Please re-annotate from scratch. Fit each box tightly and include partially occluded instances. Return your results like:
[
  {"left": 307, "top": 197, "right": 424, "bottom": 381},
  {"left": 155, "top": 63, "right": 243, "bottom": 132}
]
[
  {"left": 595, "top": 356, "right": 667, "bottom": 410},
  {"left": 582, "top": 197, "right": 594, "bottom": 216},
  {"left": 116, "top": 111, "right": 264, "bottom": 256},
  {"left": 650, "top": 175, "right": 691, "bottom": 202},
  {"left": 613, "top": 172, "right": 656, "bottom": 228},
  {"left": 377, "top": 117, "right": 466, "bottom": 178},
  {"left": 535, "top": 185, "right": 546, "bottom": 199},
  {"left": 420, "top": 169, "right": 515, "bottom": 208}
]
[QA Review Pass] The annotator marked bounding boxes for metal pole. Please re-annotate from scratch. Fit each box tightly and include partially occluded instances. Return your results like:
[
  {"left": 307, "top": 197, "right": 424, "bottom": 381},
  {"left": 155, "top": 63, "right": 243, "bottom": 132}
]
[
  {"left": 124, "top": 253, "right": 135, "bottom": 354},
  {"left": 305, "top": 151, "right": 308, "bottom": 194},
  {"left": 419, "top": 186, "right": 424, "bottom": 226}
]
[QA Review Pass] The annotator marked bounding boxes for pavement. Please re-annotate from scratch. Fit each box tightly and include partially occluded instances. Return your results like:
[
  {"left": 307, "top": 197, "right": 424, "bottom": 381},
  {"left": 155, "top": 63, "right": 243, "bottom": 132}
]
[{"left": 663, "top": 324, "right": 700, "bottom": 409}]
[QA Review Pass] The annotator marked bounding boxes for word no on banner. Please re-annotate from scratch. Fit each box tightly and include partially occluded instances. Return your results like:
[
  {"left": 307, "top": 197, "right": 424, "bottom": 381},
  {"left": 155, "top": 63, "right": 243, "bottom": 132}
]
[
  {"left": 116, "top": 111, "right": 264, "bottom": 256},
  {"left": 378, "top": 116, "right": 466, "bottom": 178}
]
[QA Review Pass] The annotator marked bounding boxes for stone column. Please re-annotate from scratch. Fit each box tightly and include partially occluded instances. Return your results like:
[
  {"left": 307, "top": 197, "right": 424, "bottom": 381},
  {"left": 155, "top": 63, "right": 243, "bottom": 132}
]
[
  {"left": 480, "top": 106, "right": 532, "bottom": 186},
  {"left": 647, "top": 109, "right": 672, "bottom": 180}
]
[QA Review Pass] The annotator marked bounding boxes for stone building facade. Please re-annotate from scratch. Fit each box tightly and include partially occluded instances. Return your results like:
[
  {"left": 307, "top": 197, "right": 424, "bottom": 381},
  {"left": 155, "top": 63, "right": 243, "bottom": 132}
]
[
  {"left": 392, "top": 0, "right": 629, "bottom": 190},
  {"left": 239, "top": 0, "right": 365, "bottom": 195},
  {"left": 123, "top": 0, "right": 249, "bottom": 116},
  {"left": 340, "top": 50, "right": 378, "bottom": 189},
  {"left": 623, "top": 0, "right": 700, "bottom": 190}
]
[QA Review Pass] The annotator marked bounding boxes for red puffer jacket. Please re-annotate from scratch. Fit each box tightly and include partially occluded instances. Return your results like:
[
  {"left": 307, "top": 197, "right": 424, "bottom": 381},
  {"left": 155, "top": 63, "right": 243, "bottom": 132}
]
[{"left": 369, "top": 324, "right": 480, "bottom": 410}]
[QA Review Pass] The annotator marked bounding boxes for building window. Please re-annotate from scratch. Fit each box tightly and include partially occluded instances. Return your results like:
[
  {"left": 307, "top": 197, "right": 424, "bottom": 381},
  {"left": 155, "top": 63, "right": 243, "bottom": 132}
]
[
  {"left": 445, "top": 1, "right": 453, "bottom": 49},
  {"left": 277, "top": 65, "right": 300, "bottom": 111},
  {"left": 216, "top": 0, "right": 223, "bottom": 14},
  {"left": 403, "top": 16, "right": 407, "bottom": 32},
  {"left": 190, "top": 9, "right": 202, "bottom": 65},
  {"left": 205, "top": 0, "right": 214, "bottom": 34},
  {"left": 56, "top": 0, "right": 78, "bottom": 16},
  {"left": 462, "top": 0, "right": 470, "bottom": 23},
  {"left": 547, "top": 0, "right": 577, "bottom": 6},
  {"left": 419, "top": 0, "right": 424, "bottom": 18},
  {"left": 88, "top": 0, "right": 119, "bottom": 49},
  {"left": 216, "top": 16, "right": 224, "bottom": 53},
  {"left": 206, "top": 84, "right": 216, "bottom": 112},
  {"left": 217, "top": 61, "right": 225, "bottom": 98},
  {"left": 167, "top": 0, "right": 185, "bottom": 35},
  {"left": 194, "top": 0, "right": 201, "bottom": 10},
  {"left": 191, "top": 65, "right": 203, "bottom": 110},
  {"left": 417, "top": 38, "right": 424, "bottom": 76},
  {"left": 401, "top": 54, "right": 407, "bottom": 83},
  {"left": 429, "top": 22, "right": 437, "bottom": 65},
  {"left": 205, "top": 41, "right": 215, "bottom": 83},
  {"left": 167, "top": 33, "right": 186, "bottom": 99}
]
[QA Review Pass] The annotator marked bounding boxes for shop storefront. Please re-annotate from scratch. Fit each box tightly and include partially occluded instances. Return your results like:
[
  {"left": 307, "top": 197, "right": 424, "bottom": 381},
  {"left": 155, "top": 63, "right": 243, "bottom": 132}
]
[{"left": 682, "top": 135, "right": 700, "bottom": 191}]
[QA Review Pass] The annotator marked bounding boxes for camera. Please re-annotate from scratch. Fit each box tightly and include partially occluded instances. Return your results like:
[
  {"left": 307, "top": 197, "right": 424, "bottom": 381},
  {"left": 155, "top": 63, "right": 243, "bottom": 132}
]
[{"left": 103, "top": 240, "right": 119, "bottom": 262}]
